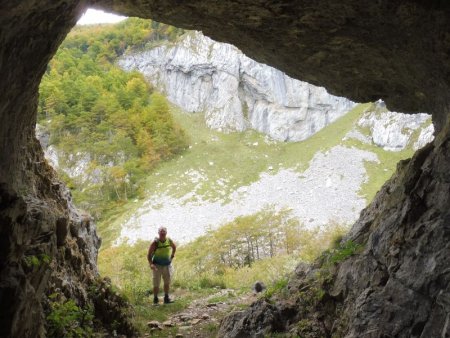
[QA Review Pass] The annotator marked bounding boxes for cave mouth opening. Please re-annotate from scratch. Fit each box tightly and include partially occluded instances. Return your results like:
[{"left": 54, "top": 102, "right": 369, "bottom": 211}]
[
  {"left": 34, "top": 10, "right": 437, "bottom": 334},
  {"left": 2, "top": 2, "right": 449, "bottom": 337}
]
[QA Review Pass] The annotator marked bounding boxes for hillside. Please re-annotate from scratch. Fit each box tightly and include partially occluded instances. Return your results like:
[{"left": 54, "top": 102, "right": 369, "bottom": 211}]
[
  {"left": 98, "top": 98, "right": 433, "bottom": 246},
  {"left": 35, "top": 18, "right": 434, "bottom": 336},
  {"left": 37, "top": 18, "right": 187, "bottom": 222}
]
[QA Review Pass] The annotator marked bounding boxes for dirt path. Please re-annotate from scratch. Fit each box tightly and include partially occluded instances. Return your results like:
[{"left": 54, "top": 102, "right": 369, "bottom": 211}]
[{"left": 144, "top": 289, "right": 257, "bottom": 337}]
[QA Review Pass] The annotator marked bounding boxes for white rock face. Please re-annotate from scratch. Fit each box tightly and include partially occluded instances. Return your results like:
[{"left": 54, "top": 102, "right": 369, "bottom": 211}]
[
  {"left": 414, "top": 123, "right": 435, "bottom": 150},
  {"left": 35, "top": 124, "right": 95, "bottom": 183},
  {"left": 118, "top": 31, "right": 356, "bottom": 141},
  {"left": 343, "top": 101, "right": 435, "bottom": 151}
]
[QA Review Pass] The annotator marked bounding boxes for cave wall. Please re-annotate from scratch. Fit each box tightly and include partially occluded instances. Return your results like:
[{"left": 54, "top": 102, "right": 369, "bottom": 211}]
[
  {"left": 1, "top": 0, "right": 450, "bottom": 337},
  {"left": 0, "top": 2, "right": 89, "bottom": 337}
]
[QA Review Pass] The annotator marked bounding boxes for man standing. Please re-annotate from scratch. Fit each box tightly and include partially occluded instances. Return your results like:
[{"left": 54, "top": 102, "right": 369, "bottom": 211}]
[{"left": 147, "top": 226, "right": 177, "bottom": 304}]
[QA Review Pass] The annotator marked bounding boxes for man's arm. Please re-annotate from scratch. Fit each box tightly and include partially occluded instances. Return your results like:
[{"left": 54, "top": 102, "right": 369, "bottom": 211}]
[
  {"left": 170, "top": 240, "right": 177, "bottom": 259},
  {"left": 147, "top": 241, "right": 156, "bottom": 265}
]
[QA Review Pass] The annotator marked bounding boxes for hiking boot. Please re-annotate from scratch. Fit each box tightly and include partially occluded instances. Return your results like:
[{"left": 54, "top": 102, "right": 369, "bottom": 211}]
[
  {"left": 164, "top": 295, "right": 173, "bottom": 304},
  {"left": 153, "top": 296, "right": 159, "bottom": 305}
]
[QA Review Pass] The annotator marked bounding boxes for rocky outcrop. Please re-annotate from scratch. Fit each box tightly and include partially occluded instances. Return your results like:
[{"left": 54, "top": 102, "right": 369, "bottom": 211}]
[
  {"left": 0, "top": 4, "right": 135, "bottom": 333},
  {"left": 344, "top": 101, "right": 435, "bottom": 151},
  {"left": 0, "top": 138, "right": 135, "bottom": 337},
  {"left": 2, "top": 1, "right": 450, "bottom": 337},
  {"left": 36, "top": 125, "right": 93, "bottom": 184},
  {"left": 119, "top": 31, "right": 355, "bottom": 141},
  {"left": 219, "top": 131, "right": 450, "bottom": 337}
]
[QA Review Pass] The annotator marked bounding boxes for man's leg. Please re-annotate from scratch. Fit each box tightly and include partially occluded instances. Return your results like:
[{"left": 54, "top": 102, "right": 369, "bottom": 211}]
[
  {"left": 152, "top": 267, "right": 162, "bottom": 304},
  {"left": 162, "top": 266, "right": 173, "bottom": 303}
]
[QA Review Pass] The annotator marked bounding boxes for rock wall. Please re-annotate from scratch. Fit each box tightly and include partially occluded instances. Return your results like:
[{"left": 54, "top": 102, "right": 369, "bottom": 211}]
[
  {"left": 119, "top": 31, "right": 355, "bottom": 141},
  {"left": 0, "top": 3, "right": 135, "bottom": 337}
]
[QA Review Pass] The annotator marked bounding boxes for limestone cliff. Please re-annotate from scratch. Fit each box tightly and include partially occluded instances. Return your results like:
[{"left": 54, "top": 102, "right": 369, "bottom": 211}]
[{"left": 119, "top": 31, "right": 356, "bottom": 142}]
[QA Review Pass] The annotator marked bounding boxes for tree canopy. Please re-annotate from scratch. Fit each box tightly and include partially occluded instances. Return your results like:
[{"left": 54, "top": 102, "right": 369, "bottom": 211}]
[{"left": 38, "top": 18, "right": 187, "bottom": 219}]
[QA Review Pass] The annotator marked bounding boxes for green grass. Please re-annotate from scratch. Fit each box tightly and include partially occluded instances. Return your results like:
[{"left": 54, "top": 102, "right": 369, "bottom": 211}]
[
  {"left": 147, "top": 103, "right": 375, "bottom": 199},
  {"left": 98, "top": 102, "right": 375, "bottom": 246},
  {"left": 341, "top": 129, "right": 414, "bottom": 201},
  {"left": 321, "top": 240, "right": 364, "bottom": 266}
]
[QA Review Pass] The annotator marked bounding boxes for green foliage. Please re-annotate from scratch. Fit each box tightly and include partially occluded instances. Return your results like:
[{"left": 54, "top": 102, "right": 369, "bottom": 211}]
[
  {"left": 46, "top": 294, "right": 94, "bottom": 338},
  {"left": 180, "top": 207, "right": 300, "bottom": 270},
  {"left": 98, "top": 215, "right": 355, "bottom": 334},
  {"left": 38, "top": 18, "right": 188, "bottom": 220},
  {"left": 264, "top": 277, "right": 289, "bottom": 300},
  {"left": 60, "top": 18, "right": 184, "bottom": 64},
  {"left": 171, "top": 208, "right": 306, "bottom": 290},
  {"left": 24, "top": 253, "right": 51, "bottom": 268},
  {"left": 321, "top": 240, "right": 363, "bottom": 267}
]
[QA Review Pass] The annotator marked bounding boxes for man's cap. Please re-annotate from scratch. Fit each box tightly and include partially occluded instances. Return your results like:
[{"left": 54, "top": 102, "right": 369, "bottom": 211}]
[{"left": 158, "top": 226, "right": 167, "bottom": 233}]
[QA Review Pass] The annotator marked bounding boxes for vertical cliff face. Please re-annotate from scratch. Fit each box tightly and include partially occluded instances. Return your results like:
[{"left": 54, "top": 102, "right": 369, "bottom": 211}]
[{"left": 119, "top": 31, "right": 355, "bottom": 141}]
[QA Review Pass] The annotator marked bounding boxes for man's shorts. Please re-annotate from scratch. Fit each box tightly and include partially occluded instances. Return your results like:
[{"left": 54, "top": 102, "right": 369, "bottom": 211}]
[{"left": 152, "top": 264, "right": 171, "bottom": 288}]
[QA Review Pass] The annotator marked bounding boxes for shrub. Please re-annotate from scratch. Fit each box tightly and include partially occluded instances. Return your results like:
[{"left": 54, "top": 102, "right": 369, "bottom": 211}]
[
  {"left": 321, "top": 240, "right": 363, "bottom": 267},
  {"left": 264, "top": 277, "right": 289, "bottom": 300},
  {"left": 46, "top": 294, "right": 93, "bottom": 338}
]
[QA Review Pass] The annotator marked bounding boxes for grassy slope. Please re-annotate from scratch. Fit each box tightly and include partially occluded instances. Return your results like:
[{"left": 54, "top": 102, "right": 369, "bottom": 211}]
[{"left": 97, "top": 102, "right": 416, "bottom": 248}]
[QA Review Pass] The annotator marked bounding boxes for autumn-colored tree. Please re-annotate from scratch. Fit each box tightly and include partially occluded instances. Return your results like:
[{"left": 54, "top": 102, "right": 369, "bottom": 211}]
[{"left": 37, "top": 18, "right": 188, "bottom": 219}]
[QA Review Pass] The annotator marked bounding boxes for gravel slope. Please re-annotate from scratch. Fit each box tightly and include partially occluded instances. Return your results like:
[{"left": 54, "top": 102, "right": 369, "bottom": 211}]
[{"left": 116, "top": 145, "right": 378, "bottom": 245}]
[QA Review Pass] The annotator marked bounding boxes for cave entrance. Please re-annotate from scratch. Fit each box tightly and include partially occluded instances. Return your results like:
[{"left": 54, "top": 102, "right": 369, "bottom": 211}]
[
  {"left": 2, "top": 2, "right": 448, "bottom": 337},
  {"left": 35, "top": 9, "right": 436, "bottom": 333}
]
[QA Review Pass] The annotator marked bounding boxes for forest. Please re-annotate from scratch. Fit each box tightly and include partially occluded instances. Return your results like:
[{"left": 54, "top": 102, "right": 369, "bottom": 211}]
[{"left": 38, "top": 18, "right": 187, "bottom": 219}]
